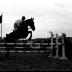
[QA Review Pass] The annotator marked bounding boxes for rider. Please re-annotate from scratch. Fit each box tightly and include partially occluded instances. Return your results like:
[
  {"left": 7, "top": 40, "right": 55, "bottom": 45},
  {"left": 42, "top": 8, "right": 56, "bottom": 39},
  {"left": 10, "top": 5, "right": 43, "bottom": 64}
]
[{"left": 13, "top": 16, "right": 26, "bottom": 31}]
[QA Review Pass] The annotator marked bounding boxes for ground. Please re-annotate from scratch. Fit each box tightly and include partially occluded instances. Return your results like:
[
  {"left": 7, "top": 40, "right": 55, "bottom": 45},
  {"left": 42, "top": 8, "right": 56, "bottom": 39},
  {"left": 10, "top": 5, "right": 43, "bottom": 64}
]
[{"left": 0, "top": 52, "right": 72, "bottom": 71}]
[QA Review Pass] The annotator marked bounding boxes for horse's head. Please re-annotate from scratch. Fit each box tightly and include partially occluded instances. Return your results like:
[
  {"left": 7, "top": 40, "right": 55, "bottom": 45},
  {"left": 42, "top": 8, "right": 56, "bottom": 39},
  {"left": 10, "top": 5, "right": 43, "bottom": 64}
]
[{"left": 26, "top": 18, "right": 35, "bottom": 31}]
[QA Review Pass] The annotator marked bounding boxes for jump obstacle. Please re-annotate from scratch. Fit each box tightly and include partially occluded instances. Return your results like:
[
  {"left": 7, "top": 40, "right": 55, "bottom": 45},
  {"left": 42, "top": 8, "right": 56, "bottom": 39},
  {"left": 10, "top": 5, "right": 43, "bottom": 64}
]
[{"left": 0, "top": 32, "right": 68, "bottom": 60}]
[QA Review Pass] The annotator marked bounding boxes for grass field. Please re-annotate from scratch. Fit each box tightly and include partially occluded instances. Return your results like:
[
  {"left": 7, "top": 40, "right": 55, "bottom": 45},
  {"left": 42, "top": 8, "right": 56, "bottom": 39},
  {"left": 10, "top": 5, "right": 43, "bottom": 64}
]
[{"left": 0, "top": 52, "right": 71, "bottom": 71}]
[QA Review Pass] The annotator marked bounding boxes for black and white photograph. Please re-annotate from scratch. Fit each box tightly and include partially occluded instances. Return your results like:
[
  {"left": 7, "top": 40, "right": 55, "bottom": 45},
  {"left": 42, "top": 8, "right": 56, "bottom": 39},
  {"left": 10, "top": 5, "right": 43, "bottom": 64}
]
[{"left": 0, "top": 0, "right": 72, "bottom": 71}]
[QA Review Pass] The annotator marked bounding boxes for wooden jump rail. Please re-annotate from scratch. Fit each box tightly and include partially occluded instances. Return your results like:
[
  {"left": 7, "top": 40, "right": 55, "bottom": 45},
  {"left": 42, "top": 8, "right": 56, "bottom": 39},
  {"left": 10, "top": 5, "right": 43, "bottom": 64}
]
[{"left": 0, "top": 32, "right": 68, "bottom": 60}]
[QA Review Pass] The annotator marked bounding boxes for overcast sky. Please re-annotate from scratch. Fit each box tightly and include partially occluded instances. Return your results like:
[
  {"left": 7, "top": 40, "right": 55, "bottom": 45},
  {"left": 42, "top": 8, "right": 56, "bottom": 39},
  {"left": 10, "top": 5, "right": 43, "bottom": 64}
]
[{"left": 0, "top": 0, "right": 72, "bottom": 38}]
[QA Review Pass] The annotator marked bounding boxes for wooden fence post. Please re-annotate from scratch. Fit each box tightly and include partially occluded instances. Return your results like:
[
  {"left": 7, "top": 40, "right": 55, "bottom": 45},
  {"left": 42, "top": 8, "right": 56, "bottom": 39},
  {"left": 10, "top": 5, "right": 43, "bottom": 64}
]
[
  {"left": 60, "top": 35, "right": 68, "bottom": 60},
  {"left": 48, "top": 31, "right": 54, "bottom": 57},
  {"left": 53, "top": 34, "right": 60, "bottom": 59}
]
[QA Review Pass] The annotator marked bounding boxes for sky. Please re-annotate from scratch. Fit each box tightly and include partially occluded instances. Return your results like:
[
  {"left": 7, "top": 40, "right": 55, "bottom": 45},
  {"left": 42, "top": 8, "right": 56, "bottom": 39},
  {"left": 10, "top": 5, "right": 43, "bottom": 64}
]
[{"left": 0, "top": 0, "right": 72, "bottom": 38}]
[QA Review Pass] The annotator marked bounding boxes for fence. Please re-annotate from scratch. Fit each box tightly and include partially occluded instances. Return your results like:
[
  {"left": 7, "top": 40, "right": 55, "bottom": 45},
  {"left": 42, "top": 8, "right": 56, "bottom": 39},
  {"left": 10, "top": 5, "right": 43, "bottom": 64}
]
[
  {"left": 0, "top": 32, "right": 68, "bottom": 60},
  {"left": 48, "top": 31, "right": 68, "bottom": 60}
]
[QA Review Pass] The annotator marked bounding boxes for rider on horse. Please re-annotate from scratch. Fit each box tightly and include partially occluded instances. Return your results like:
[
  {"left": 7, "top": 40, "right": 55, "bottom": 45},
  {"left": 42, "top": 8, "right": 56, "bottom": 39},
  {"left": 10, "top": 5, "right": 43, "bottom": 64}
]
[
  {"left": 13, "top": 16, "right": 26, "bottom": 31},
  {"left": 5, "top": 17, "right": 35, "bottom": 58},
  {"left": 5, "top": 16, "right": 35, "bottom": 43}
]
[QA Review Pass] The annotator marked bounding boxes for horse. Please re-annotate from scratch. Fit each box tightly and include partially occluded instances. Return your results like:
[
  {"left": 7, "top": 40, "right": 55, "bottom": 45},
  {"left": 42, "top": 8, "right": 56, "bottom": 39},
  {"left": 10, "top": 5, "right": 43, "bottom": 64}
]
[
  {"left": 4, "top": 18, "right": 35, "bottom": 58},
  {"left": 5, "top": 17, "right": 35, "bottom": 43}
]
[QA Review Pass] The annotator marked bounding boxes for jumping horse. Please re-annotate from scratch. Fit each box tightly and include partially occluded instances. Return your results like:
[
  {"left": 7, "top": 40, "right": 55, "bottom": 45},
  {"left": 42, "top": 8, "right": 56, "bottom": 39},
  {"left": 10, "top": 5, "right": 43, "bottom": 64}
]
[
  {"left": 5, "top": 18, "right": 35, "bottom": 43},
  {"left": 4, "top": 17, "right": 35, "bottom": 58}
]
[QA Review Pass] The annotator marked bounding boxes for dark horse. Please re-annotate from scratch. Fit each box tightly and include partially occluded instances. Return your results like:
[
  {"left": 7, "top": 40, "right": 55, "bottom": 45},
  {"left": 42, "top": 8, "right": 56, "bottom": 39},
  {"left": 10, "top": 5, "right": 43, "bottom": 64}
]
[
  {"left": 4, "top": 18, "right": 35, "bottom": 58},
  {"left": 5, "top": 18, "right": 35, "bottom": 43}
]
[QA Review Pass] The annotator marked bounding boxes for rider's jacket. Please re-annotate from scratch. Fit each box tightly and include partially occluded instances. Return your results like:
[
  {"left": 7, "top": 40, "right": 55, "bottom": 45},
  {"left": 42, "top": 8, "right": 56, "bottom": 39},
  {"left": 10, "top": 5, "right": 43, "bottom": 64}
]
[{"left": 14, "top": 19, "right": 24, "bottom": 31}]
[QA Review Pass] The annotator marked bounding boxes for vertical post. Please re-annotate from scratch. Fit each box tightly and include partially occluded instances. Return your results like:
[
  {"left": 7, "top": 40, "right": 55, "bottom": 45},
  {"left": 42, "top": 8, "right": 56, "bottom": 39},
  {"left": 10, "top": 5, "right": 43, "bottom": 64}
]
[
  {"left": 60, "top": 35, "right": 68, "bottom": 60},
  {"left": 48, "top": 31, "right": 54, "bottom": 57},
  {"left": 1, "top": 22, "right": 2, "bottom": 39},
  {"left": 28, "top": 40, "right": 33, "bottom": 48},
  {"left": 53, "top": 34, "right": 60, "bottom": 59}
]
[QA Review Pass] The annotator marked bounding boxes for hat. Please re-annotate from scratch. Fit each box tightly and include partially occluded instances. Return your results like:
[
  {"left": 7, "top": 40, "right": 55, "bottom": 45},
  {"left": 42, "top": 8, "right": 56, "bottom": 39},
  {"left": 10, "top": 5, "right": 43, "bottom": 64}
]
[{"left": 22, "top": 16, "right": 25, "bottom": 20}]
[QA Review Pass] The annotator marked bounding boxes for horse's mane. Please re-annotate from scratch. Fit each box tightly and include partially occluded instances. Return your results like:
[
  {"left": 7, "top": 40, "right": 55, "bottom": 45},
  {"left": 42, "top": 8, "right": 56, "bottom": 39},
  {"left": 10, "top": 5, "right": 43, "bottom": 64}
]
[{"left": 25, "top": 18, "right": 34, "bottom": 23}]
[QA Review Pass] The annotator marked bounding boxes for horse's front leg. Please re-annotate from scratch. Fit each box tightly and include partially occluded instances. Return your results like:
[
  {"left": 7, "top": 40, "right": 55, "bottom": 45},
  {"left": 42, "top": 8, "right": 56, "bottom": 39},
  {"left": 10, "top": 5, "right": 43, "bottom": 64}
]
[{"left": 28, "top": 31, "right": 32, "bottom": 40}]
